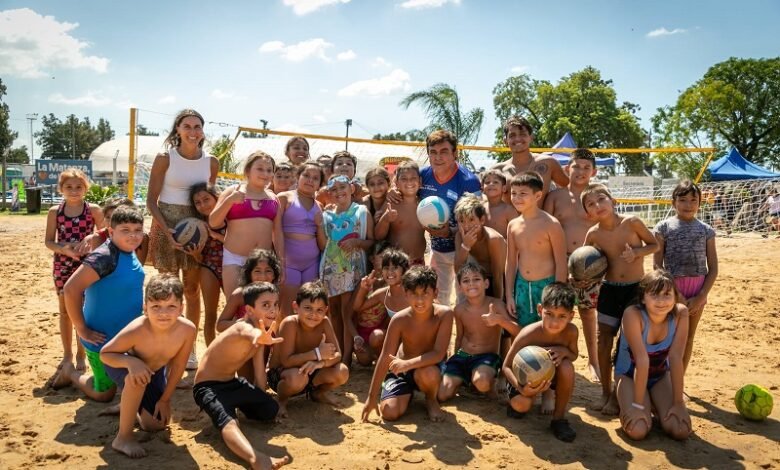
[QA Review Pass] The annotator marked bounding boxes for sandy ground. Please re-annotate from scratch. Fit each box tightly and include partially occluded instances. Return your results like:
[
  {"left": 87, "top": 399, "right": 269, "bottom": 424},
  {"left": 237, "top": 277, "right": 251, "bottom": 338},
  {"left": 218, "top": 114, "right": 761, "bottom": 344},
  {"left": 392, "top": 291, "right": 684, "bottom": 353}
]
[{"left": 0, "top": 213, "right": 778, "bottom": 470}]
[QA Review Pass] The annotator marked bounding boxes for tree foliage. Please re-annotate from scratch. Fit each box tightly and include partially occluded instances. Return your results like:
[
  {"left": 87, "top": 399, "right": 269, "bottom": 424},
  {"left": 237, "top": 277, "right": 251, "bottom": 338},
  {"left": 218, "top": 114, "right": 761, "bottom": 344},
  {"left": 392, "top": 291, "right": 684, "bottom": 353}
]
[
  {"left": 657, "top": 57, "right": 780, "bottom": 167},
  {"left": 650, "top": 106, "right": 715, "bottom": 180},
  {"left": 35, "top": 114, "right": 115, "bottom": 159},
  {"left": 8, "top": 146, "right": 29, "bottom": 164},
  {"left": 209, "top": 134, "right": 238, "bottom": 173},
  {"left": 0, "top": 79, "right": 18, "bottom": 161},
  {"left": 400, "top": 83, "right": 484, "bottom": 147},
  {"left": 492, "top": 67, "right": 647, "bottom": 173},
  {"left": 372, "top": 129, "right": 427, "bottom": 142},
  {"left": 134, "top": 125, "right": 159, "bottom": 136}
]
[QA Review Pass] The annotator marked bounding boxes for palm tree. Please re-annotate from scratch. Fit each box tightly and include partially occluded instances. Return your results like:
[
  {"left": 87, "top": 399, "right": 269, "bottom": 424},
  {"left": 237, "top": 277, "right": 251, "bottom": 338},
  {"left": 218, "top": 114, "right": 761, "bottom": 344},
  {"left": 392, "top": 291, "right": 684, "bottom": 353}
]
[{"left": 400, "top": 83, "right": 484, "bottom": 166}]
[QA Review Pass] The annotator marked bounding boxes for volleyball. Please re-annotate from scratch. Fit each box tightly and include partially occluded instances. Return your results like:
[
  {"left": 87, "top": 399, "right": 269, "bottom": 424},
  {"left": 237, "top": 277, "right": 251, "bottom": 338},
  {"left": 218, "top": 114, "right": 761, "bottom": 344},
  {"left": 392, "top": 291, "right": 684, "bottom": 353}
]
[
  {"left": 568, "top": 245, "right": 608, "bottom": 283},
  {"left": 511, "top": 345, "right": 556, "bottom": 387},
  {"left": 173, "top": 217, "right": 209, "bottom": 252},
  {"left": 416, "top": 196, "right": 450, "bottom": 230},
  {"left": 735, "top": 384, "right": 774, "bottom": 421}
]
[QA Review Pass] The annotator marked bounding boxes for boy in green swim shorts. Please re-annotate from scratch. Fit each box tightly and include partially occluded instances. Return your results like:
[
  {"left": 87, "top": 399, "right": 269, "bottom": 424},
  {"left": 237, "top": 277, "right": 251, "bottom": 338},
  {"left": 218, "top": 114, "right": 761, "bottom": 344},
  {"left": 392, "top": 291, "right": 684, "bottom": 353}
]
[
  {"left": 505, "top": 172, "right": 568, "bottom": 327},
  {"left": 52, "top": 206, "right": 146, "bottom": 402}
]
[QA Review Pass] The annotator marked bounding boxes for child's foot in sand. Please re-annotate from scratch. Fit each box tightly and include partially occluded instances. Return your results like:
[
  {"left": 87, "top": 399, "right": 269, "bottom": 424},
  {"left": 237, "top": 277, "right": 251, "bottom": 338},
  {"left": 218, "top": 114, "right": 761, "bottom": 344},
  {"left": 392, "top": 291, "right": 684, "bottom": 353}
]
[
  {"left": 311, "top": 389, "right": 344, "bottom": 408},
  {"left": 590, "top": 393, "right": 610, "bottom": 411},
  {"left": 112, "top": 435, "right": 147, "bottom": 458},
  {"left": 600, "top": 393, "right": 620, "bottom": 416},
  {"left": 252, "top": 453, "right": 290, "bottom": 470},
  {"left": 541, "top": 390, "right": 555, "bottom": 415},
  {"left": 50, "top": 363, "right": 73, "bottom": 389},
  {"left": 99, "top": 403, "right": 121, "bottom": 416},
  {"left": 275, "top": 401, "right": 288, "bottom": 420},
  {"left": 588, "top": 363, "right": 601, "bottom": 383},
  {"left": 75, "top": 353, "right": 87, "bottom": 372},
  {"left": 426, "top": 399, "right": 445, "bottom": 422}
]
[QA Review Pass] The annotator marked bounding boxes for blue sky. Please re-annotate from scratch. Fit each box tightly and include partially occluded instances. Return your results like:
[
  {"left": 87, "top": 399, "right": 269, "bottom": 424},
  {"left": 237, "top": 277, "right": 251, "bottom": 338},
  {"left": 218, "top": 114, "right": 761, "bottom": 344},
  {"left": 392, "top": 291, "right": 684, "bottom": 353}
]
[{"left": 2, "top": 0, "right": 779, "bottom": 158}]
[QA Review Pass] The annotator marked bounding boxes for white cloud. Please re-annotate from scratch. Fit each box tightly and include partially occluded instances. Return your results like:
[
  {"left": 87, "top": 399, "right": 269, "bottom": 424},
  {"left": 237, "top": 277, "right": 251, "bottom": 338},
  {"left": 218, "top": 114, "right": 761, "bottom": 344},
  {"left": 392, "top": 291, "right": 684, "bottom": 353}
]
[
  {"left": 0, "top": 8, "right": 109, "bottom": 78},
  {"left": 259, "top": 38, "right": 334, "bottom": 62},
  {"left": 283, "top": 0, "right": 351, "bottom": 15},
  {"left": 48, "top": 91, "right": 111, "bottom": 107},
  {"left": 211, "top": 88, "right": 236, "bottom": 100},
  {"left": 510, "top": 65, "right": 530, "bottom": 74},
  {"left": 276, "top": 122, "right": 311, "bottom": 134},
  {"left": 313, "top": 115, "right": 327, "bottom": 123},
  {"left": 399, "top": 0, "right": 460, "bottom": 9},
  {"left": 338, "top": 69, "right": 411, "bottom": 97},
  {"left": 646, "top": 27, "right": 688, "bottom": 38},
  {"left": 336, "top": 50, "right": 356, "bottom": 61},
  {"left": 371, "top": 56, "right": 392, "bottom": 68},
  {"left": 158, "top": 95, "right": 176, "bottom": 104}
]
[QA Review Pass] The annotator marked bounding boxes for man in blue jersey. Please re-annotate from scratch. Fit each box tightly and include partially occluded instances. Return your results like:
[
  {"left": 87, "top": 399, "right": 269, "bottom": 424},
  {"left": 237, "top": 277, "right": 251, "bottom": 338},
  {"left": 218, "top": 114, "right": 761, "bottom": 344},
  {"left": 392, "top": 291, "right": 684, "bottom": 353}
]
[
  {"left": 419, "top": 130, "right": 482, "bottom": 305},
  {"left": 51, "top": 206, "right": 146, "bottom": 401}
]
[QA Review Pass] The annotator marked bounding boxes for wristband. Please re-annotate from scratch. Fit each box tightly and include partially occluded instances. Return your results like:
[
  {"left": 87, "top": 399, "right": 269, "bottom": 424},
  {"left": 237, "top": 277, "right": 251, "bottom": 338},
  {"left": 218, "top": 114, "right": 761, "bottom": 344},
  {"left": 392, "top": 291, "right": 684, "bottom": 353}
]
[
  {"left": 314, "top": 347, "right": 322, "bottom": 361},
  {"left": 461, "top": 243, "right": 471, "bottom": 252},
  {"left": 631, "top": 402, "right": 645, "bottom": 410}
]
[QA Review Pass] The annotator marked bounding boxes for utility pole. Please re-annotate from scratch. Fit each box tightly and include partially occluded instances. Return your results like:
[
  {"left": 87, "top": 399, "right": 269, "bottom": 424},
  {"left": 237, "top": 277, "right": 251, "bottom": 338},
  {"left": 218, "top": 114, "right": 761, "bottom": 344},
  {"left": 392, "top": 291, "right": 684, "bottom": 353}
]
[
  {"left": 26, "top": 113, "right": 38, "bottom": 162},
  {"left": 2, "top": 147, "right": 7, "bottom": 210},
  {"left": 345, "top": 119, "right": 353, "bottom": 150},
  {"left": 260, "top": 119, "right": 268, "bottom": 138},
  {"left": 71, "top": 117, "right": 76, "bottom": 159}
]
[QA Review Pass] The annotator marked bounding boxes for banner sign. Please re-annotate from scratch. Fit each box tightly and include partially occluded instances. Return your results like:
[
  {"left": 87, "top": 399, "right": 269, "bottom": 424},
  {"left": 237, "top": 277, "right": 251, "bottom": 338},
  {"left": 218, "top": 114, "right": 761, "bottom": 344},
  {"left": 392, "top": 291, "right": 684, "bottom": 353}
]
[{"left": 35, "top": 160, "right": 93, "bottom": 185}]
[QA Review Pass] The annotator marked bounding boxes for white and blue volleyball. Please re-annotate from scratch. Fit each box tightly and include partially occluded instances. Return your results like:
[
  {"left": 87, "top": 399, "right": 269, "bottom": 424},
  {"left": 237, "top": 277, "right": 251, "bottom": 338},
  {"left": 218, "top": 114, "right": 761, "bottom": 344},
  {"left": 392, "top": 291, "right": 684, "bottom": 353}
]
[
  {"left": 416, "top": 196, "right": 451, "bottom": 230},
  {"left": 173, "top": 217, "right": 209, "bottom": 252}
]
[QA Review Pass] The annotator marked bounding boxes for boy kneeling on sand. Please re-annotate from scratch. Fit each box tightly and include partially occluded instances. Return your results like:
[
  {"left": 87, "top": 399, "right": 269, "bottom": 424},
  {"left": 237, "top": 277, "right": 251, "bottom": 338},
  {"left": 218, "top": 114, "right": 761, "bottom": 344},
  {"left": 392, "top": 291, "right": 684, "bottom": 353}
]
[
  {"left": 100, "top": 274, "right": 196, "bottom": 458},
  {"left": 193, "top": 282, "right": 289, "bottom": 470}
]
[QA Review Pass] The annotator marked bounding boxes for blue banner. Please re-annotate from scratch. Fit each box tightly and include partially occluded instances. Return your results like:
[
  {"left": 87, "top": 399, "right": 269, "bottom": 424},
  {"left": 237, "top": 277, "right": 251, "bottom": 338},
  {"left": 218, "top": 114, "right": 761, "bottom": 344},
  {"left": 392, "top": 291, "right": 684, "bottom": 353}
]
[{"left": 35, "top": 160, "right": 93, "bottom": 185}]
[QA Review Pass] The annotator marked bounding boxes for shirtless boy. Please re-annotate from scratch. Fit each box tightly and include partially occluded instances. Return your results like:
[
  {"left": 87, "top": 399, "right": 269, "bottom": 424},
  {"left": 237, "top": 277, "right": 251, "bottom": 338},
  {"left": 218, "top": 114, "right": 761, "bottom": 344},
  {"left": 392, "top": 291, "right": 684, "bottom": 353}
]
[
  {"left": 490, "top": 116, "right": 569, "bottom": 207},
  {"left": 362, "top": 266, "right": 453, "bottom": 422},
  {"left": 503, "top": 282, "right": 579, "bottom": 442},
  {"left": 100, "top": 275, "right": 196, "bottom": 458},
  {"left": 581, "top": 183, "right": 659, "bottom": 415},
  {"left": 438, "top": 263, "right": 517, "bottom": 402},
  {"left": 375, "top": 161, "right": 426, "bottom": 265},
  {"left": 480, "top": 169, "right": 517, "bottom": 238},
  {"left": 453, "top": 193, "right": 507, "bottom": 300},
  {"left": 505, "top": 172, "right": 568, "bottom": 328},
  {"left": 193, "top": 282, "right": 289, "bottom": 470},
  {"left": 543, "top": 148, "right": 600, "bottom": 381},
  {"left": 267, "top": 282, "right": 350, "bottom": 418}
]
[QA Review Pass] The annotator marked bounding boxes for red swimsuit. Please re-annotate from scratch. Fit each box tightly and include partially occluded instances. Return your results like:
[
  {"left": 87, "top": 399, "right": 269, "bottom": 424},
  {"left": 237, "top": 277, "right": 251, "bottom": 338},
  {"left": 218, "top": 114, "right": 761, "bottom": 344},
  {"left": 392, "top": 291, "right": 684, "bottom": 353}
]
[{"left": 53, "top": 202, "right": 95, "bottom": 292}]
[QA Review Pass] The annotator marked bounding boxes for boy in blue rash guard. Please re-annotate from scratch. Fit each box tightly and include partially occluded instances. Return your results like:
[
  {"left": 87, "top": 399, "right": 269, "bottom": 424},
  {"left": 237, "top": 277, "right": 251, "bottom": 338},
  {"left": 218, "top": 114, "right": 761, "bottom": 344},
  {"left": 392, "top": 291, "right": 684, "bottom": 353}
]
[{"left": 52, "top": 206, "right": 146, "bottom": 401}]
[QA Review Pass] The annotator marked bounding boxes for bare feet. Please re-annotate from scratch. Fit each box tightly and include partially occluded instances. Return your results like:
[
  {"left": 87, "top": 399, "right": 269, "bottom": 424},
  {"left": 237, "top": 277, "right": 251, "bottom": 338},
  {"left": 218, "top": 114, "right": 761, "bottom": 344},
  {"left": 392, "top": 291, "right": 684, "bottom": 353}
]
[
  {"left": 590, "top": 393, "right": 610, "bottom": 411},
  {"left": 588, "top": 363, "right": 601, "bottom": 383},
  {"left": 275, "top": 401, "right": 288, "bottom": 420},
  {"left": 541, "top": 390, "right": 555, "bottom": 415},
  {"left": 310, "top": 389, "right": 344, "bottom": 408},
  {"left": 601, "top": 392, "right": 620, "bottom": 416},
  {"left": 75, "top": 353, "right": 87, "bottom": 372},
  {"left": 425, "top": 399, "right": 445, "bottom": 422},
  {"left": 50, "top": 363, "right": 73, "bottom": 390},
  {"left": 112, "top": 435, "right": 147, "bottom": 458},
  {"left": 99, "top": 403, "right": 121, "bottom": 416},
  {"left": 251, "top": 453, "right": 290, "bottom": 470}
]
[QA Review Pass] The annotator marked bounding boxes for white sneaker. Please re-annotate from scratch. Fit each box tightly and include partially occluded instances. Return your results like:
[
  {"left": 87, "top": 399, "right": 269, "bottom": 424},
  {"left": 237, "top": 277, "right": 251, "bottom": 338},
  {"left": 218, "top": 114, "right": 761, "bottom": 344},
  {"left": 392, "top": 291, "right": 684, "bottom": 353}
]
[{"left": 186, "top": 350, "right": 198, "bottom": 370}]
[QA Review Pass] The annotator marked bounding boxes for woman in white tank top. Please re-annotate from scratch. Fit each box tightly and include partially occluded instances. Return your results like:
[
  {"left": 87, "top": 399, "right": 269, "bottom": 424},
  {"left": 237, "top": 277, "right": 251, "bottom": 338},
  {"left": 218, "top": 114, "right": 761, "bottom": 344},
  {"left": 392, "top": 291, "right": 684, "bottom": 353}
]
[{"left": 146, "top": 109, "right": 218, "bottom": 368}]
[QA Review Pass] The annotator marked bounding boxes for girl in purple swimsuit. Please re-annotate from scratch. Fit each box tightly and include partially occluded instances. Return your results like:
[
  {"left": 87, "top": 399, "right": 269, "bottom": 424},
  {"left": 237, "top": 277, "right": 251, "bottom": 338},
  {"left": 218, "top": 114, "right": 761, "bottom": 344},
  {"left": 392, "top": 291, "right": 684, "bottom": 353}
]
[{"left": 277, "top": 162, "right": 326, "bottom": 317}]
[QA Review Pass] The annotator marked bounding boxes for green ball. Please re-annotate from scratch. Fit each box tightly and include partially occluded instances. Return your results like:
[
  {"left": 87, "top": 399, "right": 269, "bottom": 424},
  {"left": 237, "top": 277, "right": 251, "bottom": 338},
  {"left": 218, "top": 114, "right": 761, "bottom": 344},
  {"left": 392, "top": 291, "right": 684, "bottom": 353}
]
[{"left": 734, "top": 384, "right": 774, "bottom": 421}]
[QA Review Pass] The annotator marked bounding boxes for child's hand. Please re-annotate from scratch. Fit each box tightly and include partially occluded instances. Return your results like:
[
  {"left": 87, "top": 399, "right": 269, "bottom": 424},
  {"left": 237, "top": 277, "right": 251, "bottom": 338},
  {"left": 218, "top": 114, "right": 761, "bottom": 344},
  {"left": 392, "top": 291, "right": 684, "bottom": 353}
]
[
  {"left": 353, "top": 335, "right": 366, "bottom": 353},
  {"left": 506, "top": 296, "right": 516, "bottom": 317},
  {"left": 521, "top": 378, "right": 551, "bottom": 397},
  {"left": 298, "top": 360, "right": 324, "bottom": 375},
  {"left": 360, "top": 270, "right": 378, "bottom": 291},
  {"left": 163, "top": 226, "right": 184, "bottom": 251},
  {"left": 229, "top": 189, "right": 246, "bottom": 205},
  {"left": 687, "top": 295, "right": 707, "bottom": 315},
  {"left": 319, "top": 334, "right": 337, "bottom": 360},
  {"left": 664, "top": 403, "right": 691, "bottom": 435},
  {"left": 362, "top": 398, "right": 379, "bottom": 422},
  {"left": 60, "top": 244, "right": 82, "bottom": 261},
  {"left": 620, "top": 243, "right": 636, "bottom": 263},
  {"left": 622, "top": 405, "right": 651, "bottom": 434},
  {"left": 339, "top": 238, "right": 363, "bottom": 253},
  {"left": 183, "top": 245, "right": 203, "bottom": 263},
  {"left": 546, "top": 346, "right": 568, "bottom": 366},
  {"left": 74, "top": 237, "right": 93, "bottom": 255},
  {"left": 153, "top": 399, "right": 172, "bottom": 425},
  {"left": 385, "top": 188, "right": 402, "bottom": 205},
  {"left": 75, "top": 325, "right": 106, "bottom": 347},
  {"left": 314, "top": 211, "right": 323, "bottom": 227},
  {"left": 481, "top": 303, "right": 502, "bottom": 327},
  {"left": 460, "top": 225, "right": 479, "bottom": 250},
  {"left": 568, "top": 276, "right": 592, "bottom": 289},
  {"left": 252, "top": 321, "right": 284, "bottom": 347},
  {"left": 384, "top": 203, "right": 399, "bottom": 222},
  {"left": 127, "top": 359, "right": 153, "bottom": 387},
  {"left": 388, "top": 354, "right": 410, "bottom": 375}
]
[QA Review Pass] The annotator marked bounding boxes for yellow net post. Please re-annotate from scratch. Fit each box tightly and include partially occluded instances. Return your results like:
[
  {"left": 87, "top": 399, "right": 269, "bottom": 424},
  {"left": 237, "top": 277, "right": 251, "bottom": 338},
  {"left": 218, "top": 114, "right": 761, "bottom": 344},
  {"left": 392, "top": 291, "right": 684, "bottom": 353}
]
[{"left": 128, "top": 108, "right": 137, "bottom": 200}]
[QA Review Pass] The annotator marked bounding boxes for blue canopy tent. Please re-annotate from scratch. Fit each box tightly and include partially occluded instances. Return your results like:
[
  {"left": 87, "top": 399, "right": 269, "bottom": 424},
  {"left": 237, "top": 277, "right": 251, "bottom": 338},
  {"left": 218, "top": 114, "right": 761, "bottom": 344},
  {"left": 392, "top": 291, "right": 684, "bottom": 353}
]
[
  {"left": 708, "top": 147, "right": 780, "bottom": 181},
  {"left": 546, "top": 132, "right": 616, "bottom": 167}
]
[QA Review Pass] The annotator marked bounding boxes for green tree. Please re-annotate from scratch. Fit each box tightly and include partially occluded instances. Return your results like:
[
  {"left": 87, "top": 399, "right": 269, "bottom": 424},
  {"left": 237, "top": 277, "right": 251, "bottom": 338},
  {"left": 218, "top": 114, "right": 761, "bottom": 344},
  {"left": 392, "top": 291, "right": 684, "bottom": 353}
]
[
  {"left": 0, "top": 79, "right": 18, "bottom": 161},
  {"left": 35, "top": 114, "right": 115, "bottom": 159},
  {"left": 400, "top": 83, "right": 484, "bottom": 148},
  {"left": 665, "top": 57, "right": 780, "bottom": 166},
  {"left": 8, "top": 146, "right": 29, "bottom": 164},
  {"left": 372, "top": 129, "right": 427, "bottom": 142},
  {"left": 491, "top": 68, "right": 647, "bottom": 173},
  {"left": 133, "top": 124, "right": 159, "bottom": 136},
  {"left": 209, "top": 134, "right": 238, "bottom": 173},
  {"left": 650, "top": 106, "right": 716, "bottom": 180}
]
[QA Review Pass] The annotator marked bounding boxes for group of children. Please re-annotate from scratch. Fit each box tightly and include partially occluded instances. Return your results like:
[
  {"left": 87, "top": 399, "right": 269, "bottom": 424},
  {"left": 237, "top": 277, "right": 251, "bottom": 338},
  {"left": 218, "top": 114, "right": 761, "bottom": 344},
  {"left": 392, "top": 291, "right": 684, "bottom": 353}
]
[{"left": 42, "top": 116, "right": 719, "bottom": 468}]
